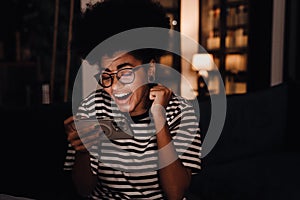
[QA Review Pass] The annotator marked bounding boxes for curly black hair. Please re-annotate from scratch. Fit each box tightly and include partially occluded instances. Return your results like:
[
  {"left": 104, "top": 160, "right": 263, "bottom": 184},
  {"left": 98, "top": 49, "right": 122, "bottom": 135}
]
[{"left": 72, "top": 0, "right": 171, "bottom": 62}]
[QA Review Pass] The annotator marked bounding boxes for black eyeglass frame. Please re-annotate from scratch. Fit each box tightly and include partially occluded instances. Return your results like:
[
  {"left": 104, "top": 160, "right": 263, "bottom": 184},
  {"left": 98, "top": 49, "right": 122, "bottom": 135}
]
[{"left": 94, "top": 65, "right": 146, "bottom": 88}]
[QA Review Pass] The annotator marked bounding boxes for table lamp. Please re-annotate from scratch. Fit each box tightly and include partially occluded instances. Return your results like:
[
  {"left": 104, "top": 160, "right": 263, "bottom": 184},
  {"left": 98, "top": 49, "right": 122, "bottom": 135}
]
[{"left": 192, "top": 53, "right": 215, "bottom": 97}]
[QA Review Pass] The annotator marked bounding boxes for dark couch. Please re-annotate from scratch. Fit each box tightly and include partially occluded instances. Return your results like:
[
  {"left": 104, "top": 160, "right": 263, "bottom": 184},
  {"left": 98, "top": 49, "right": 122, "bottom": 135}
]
[
  {"left": 187, "top": 80, "right": 300, "bottom": 200},
  {"left": 0, "top": 81, "right": 299, "bottom": 200}
]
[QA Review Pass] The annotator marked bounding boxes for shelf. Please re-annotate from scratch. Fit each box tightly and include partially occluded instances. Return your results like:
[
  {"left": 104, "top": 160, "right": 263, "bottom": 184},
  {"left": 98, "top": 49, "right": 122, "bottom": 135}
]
[
  {"left": 225, "top": 47, "right": 248, "bottom": 54},
  {"left": 226, "top": 1, "right": 248, "bottom": 8},
  {"left": 200, "top": 0, "right": 249, "bottom": 95},
  {"left": 226, "top": 24, "right": 247, "bottom": 31},
  {"left": 207, "top": 47, "right": 247, "bottom": 54},
  {"left": 212, "top": 0, "right": 249, "bottom": 8},
  {"left": 225, "top": 70, "right": 247, "bottom": 82}
]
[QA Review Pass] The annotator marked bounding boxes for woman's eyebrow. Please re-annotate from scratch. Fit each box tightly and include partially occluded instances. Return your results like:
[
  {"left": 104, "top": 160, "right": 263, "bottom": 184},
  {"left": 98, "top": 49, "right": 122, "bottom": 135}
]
[
  {"left": 116, "top": 63, "right": 134, "bottom": 69},
  {"left": 102, "top": 63, "right": 134, "bottom": 72}
]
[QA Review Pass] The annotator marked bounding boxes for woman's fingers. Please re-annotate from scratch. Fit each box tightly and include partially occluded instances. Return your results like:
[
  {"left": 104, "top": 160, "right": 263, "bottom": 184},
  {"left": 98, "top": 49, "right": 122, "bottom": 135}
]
[
  {"left": 65, "top": 117, "right": 102, "bottom": 152},
  {"left": 64, "top": 116, "right": 76, "bottom": 132},
  {"left": 149, "top": 84, "right": 172, "bottom": 107}
]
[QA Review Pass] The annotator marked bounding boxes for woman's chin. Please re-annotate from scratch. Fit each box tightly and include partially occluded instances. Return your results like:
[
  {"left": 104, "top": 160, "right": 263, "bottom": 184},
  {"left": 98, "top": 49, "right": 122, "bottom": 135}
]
[
  {"left": 117, "top": 104, "right": 131, "bottom": 113},
  {"left": 114, "top": 96, "right": 132, "bottom": 113}
]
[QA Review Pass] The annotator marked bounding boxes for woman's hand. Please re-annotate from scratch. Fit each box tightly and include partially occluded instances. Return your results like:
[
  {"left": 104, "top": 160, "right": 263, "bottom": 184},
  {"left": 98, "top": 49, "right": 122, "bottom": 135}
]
[
  {"left": 149, "top": 85, "right": 191, "bottom": 199},
  {"left": 149, "top": 84, "right": 172, "bottom": 131},
  {"left": 149, "top": 84, "right": 172, "bottom": 112},
  {"left": 64, "top": 116, "right": 100, "bottom": 153}
]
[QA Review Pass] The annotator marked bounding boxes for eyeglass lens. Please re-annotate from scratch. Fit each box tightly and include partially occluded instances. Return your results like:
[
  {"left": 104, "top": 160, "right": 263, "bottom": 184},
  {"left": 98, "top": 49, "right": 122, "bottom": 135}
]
[{"left": 100, "top": 68, "right": 135, "bottom": 87}]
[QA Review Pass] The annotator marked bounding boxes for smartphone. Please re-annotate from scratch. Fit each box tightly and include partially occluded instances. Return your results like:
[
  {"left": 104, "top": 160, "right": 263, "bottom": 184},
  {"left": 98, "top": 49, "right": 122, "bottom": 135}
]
[{"left": 75, "top": 117, "right": 134, "bottom": 140}]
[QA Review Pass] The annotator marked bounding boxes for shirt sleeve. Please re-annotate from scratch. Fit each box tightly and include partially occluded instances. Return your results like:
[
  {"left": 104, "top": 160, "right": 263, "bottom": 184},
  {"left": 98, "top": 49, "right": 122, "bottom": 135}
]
[
  {"left": 167, "top": 96, "right": 202, "bottom": 174},
  {"left": 63, "top": 143, "right": 100, "bottom": 175},
  {"left": 63, "top": 92, "right": 100, "bottom": 175}
]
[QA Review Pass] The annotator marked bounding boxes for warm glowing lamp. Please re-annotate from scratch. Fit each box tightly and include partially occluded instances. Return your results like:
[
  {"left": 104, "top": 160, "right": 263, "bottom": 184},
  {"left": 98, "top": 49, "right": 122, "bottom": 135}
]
[
  {"left": 192, "top": 53, "right": 214, "bottom": 77},
  {"left": 192, "top": 53, "right": 215, "bottom": 97}
]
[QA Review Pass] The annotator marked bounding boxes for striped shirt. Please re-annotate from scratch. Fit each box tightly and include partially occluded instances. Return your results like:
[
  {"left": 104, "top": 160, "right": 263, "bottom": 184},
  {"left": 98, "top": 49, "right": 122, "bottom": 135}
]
[{"left": 64, "top": 89, "right": 201, "bottom": 199}]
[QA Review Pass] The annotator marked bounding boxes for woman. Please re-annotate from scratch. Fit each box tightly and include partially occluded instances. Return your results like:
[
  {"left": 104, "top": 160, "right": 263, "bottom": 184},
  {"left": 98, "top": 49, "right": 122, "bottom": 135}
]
[{"left": 63, "top": 0, "right": 201, "bottom": 199}]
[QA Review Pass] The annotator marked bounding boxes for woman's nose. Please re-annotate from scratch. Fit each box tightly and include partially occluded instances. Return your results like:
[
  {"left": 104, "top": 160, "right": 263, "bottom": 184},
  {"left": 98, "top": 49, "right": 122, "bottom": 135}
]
[{"left": 111, "top": 74, "right": 123, "bottom": 90}]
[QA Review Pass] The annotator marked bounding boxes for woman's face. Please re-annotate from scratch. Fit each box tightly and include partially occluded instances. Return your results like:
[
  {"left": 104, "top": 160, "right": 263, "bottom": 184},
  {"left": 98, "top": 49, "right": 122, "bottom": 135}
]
[{"left": 100, "top": 52, "right": 151, "bottom": 116}]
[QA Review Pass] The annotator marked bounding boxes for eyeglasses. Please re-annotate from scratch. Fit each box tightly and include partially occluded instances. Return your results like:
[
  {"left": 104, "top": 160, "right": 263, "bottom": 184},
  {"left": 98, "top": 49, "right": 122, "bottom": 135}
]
[{"left": 94, "top": 65, "right": 144, "bottom": 88}]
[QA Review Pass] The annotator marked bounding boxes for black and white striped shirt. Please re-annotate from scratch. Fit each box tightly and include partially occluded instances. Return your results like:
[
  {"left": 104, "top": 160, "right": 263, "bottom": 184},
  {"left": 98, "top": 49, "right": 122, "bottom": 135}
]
[{"left": 64, "top": 89, "right": 201, "bottom": 199}]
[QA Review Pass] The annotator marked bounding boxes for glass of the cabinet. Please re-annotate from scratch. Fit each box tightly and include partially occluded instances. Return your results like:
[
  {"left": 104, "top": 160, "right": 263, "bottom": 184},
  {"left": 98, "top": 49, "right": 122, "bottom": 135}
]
[
  {"left": 201, "top": 0, "right": 221, "bottom": 50},
  {"left": 200, "top": 0, "right": 249, "bottom": 95},
  {"left": 225, "top": 53, "right": 247, "bottom": 94}
]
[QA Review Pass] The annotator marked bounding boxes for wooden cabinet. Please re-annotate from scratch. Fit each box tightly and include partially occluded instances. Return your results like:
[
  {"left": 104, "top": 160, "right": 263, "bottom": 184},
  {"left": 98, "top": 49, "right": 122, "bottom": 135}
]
[
  {"left": 199, "top": 0, "right": 273, "bottom": 95},
  {"left": 200, "top": 0, "right": 249, "bottom": 95}
]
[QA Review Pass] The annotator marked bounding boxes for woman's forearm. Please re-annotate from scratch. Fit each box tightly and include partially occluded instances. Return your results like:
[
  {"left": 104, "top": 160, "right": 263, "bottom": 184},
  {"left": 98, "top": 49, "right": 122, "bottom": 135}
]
[
  {"left": 154, "top": 114, "right": 191, "bottom": 200},
  {"left": 72, "top": 151, "right": 97, "bottom": 197}
]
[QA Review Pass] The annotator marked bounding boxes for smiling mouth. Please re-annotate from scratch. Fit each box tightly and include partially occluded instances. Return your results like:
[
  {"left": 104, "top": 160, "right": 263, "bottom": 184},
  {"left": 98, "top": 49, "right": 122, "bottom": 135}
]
[{"left": 113, "top": 92, "right": 132, "bottom": 101}]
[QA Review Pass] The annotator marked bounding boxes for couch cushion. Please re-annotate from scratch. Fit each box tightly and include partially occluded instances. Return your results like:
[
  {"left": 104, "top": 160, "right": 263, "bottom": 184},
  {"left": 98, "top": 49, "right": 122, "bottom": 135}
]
[
  {"left": 198, "top": 82, "right": 288, "bottom": 166},
  {"left": 189, "top": 152, "right": 300, "bottom": 200}
]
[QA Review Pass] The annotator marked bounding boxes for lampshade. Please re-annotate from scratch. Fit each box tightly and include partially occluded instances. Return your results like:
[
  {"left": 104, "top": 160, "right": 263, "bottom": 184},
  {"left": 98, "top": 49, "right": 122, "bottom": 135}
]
[{"left": 191, "top": 53, "right": 214, "bottom": 71}]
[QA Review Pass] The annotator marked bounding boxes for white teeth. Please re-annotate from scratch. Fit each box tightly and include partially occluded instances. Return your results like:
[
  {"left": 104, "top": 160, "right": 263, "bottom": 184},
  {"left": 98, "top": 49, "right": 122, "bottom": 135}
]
[{"left": 114, "top": 92, "right": 130, "bottom": 98}]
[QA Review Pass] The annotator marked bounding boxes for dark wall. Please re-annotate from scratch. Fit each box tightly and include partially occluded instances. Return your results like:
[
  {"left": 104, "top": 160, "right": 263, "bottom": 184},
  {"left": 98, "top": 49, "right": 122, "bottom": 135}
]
[
  {"left": 247, "top": 0, "right": 273, "bottom": 92},
  {"left": 0, "top": 0, "right": 82, "bottom": 107},
  {"left": 284, "top": 0, "right": 300, "bottom": 82}
]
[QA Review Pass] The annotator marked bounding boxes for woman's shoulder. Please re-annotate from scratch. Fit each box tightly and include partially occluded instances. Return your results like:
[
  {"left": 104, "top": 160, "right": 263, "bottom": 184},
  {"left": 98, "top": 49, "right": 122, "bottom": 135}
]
[
  {"left": 82, "top": 89, "right": 110, "bottom": 101},
  {"left": 78, "top": 89, "right": 112, "bottom": 110},
  {"left": 168, "top": 93, "right": 194, "bottom": 109}
]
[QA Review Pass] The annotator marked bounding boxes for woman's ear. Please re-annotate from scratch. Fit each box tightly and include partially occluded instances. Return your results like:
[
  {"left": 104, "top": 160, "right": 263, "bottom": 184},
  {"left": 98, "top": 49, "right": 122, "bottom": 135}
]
[{"left": 148, "top": 59, "right": 156, "bottom": 83}]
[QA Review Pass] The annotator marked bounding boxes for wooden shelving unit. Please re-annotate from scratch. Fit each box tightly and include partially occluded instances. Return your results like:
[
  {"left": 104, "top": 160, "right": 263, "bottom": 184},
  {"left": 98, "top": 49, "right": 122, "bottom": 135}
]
[{"left": 200, "top": 0, "right": 249, "bottom": 95}]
